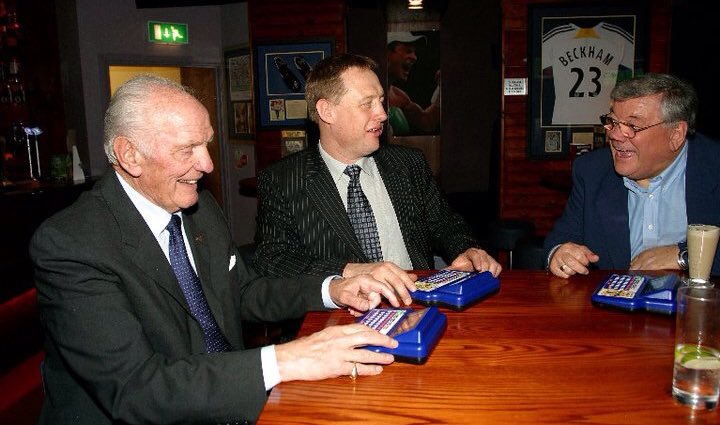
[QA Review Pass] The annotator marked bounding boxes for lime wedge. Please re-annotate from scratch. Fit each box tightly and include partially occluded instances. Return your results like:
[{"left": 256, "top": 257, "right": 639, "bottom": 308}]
[
  {"left": 676, "top": 344, "right": 698, "bottom": 357},
  {"left": 676, "top": 344, "right": 720, "bottom": 364},
  {"left": 684, "top": 358, "right": 720, "bottom": 370}
]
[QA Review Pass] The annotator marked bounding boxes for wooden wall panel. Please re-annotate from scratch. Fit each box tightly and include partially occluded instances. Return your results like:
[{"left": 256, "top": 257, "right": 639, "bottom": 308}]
[{"left": 499, "top": 0, "right": 671, "bottom": 236}]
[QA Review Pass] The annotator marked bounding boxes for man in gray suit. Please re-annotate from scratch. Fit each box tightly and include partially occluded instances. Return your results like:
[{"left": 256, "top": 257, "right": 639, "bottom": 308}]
[
  {"left": 254, "top": 53, "right": 501, "bottom": 289},
  {"left": 30, "top": 75, "right": 409, "bottom": 424}
]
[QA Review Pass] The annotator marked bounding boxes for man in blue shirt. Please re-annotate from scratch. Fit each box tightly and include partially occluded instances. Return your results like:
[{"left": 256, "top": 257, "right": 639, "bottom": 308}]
[{"left": 544, "top": 73, "right": 720, "bottom": 278}]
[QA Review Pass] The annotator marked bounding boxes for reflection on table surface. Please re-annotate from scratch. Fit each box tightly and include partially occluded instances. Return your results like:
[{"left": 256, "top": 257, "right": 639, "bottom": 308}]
[{"left": 257, "top": 270, "right": 718, "bottom": 425}]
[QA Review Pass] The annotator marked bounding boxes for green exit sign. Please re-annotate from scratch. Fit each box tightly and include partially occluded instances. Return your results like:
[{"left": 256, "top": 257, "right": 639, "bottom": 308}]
[{"left": 148, "top": 21, "right": 188, "bottom": 44}]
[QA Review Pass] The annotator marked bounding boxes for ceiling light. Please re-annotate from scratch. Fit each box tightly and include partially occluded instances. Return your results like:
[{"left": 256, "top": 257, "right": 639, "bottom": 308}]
[{"left": 408, "top": 0, "right": 423, "bottom": 10}]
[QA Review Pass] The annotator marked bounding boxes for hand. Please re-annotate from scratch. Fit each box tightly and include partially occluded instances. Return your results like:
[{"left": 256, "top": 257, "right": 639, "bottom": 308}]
[
  {"left": 329, "top": 273, "right": 413, "bottom": 314},
  {"left": 343, "top": 262, "right": 417, "bottom": 305},
  {"left": 275, "top": 324, "right": 397, "bottom": 382},
  {"left": 448, "top": 248, "right": 502, "bottom": 277},
  {"left": 630, "top": 245, "right": 679, "bottom": 270},
  {"left": 549, "top": 242, "right": 599, "bottom": 278}
]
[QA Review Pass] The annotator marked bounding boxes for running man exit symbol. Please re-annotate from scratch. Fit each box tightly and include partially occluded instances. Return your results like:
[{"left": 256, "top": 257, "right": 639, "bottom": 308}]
[{"left": 148, "top": 21, "right": 189, "bottom": 45}]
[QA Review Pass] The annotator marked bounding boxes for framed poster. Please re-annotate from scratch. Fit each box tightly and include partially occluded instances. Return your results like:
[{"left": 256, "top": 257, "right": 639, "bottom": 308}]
[
  {"left": 225, "top": 46, "right": 254, "bottom": 139},
  {"left": 386, "top": 29, "right": 441, "bottom": 136},
  {"left": 528, "top": 4, "right": 648, "bottom": 158},
  {"left": 255, "top": 40, "right": 334, "bottom": 129}
]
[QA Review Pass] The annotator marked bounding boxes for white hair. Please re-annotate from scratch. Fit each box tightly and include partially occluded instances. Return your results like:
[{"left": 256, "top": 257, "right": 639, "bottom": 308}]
[{"left": 103, "top": 74, "right": 193, "bottom": 164}]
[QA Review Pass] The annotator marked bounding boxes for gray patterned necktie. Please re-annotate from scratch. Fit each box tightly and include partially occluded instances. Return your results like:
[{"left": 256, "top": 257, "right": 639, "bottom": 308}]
[
  {"left": 344, "top": 165, "right": 383, "bottom": 262},
  {"left": 166, "top": 215, "right": 231, "bottom": 353}
]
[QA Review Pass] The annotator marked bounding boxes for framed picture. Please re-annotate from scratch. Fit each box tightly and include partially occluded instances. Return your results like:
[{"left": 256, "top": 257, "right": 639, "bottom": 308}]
[
  {"left": 225, "top": 46, "right": 254, "bottom": 139},
  {"left": 232, "top": 101, "right": 254, "bottom": 137},
  {"left": 255, "top": 40, "right": 334, "bottom": 129},
  {"left": 386, "top": 29, "right": 441, "bottom": 136},
  {"left": 528, "top": 4, "right": 648, "bottom": 158}
]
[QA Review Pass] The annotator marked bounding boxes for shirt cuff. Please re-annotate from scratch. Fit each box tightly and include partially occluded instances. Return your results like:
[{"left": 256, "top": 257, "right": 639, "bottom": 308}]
[
  {"left": 261, "top": 345, "right": 281, "bottom": 391},
  {"left": 546, "top": 244, "right": 562, "bottom": 269},
  {"left": 321, "top": 275, "right": 342, "bottom": 309}
]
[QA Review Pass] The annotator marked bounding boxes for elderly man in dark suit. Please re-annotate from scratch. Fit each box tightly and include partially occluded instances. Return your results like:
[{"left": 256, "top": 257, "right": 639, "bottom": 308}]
[
  {"left": 544, "top": 73, "right": 720, "bottom": 278},
  {"left": 254, "top": 53, "right": 501, "bottom": 290},
  {"left": 30, "top": 75, "right": 411, "bottom": 424}
]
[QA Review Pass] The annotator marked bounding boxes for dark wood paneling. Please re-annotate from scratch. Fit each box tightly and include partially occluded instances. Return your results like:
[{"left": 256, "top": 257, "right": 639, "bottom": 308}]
[
  {"left": 499, "top": 0, "right": 672, "bottom": 237},
  {"left": 503, "top": 30, "right": 527, "bottom": 68},
  {"left": 670, "top": 0, "right": 720, "bottom": 139}
]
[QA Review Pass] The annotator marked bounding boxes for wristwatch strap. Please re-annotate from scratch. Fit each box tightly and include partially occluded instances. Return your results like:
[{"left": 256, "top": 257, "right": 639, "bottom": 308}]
[{"left": 677, "top": 241, "right": 688, "bottom": 270}]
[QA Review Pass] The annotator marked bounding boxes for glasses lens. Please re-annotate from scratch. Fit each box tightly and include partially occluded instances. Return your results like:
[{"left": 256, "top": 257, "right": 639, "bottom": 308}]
[{"left": 601, "top": 115, "right": 635, "bottom": 137}]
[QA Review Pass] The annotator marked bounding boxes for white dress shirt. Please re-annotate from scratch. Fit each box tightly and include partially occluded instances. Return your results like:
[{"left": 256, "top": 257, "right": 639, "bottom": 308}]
[{"left": 318, "top": 143, "right": 413, "bottom": 269}]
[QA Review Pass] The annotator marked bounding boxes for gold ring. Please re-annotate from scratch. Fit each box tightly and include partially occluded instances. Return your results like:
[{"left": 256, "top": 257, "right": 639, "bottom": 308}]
[
  {"left": 350, "top": 362, "right": 358, "bottom": 380},
  {"left": 560, "top": 264, "right": 569, "bottom": 272}
]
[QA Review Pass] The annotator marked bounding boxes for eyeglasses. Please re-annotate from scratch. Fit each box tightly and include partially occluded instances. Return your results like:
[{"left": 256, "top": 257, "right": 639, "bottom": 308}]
[{"left": 599, "top": 114, "right": 665, "bottom": 138}]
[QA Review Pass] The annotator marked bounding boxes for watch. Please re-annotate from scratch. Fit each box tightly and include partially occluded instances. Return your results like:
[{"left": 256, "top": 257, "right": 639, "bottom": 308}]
[{"left": 677, "top": 241, "right": 689, "bottom": 270}]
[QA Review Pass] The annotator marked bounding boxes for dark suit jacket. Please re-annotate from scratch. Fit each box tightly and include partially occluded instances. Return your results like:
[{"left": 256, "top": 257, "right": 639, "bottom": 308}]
[
  {"left": 543, "top": 132, "right": 720, "bottom": 275},
  {"left": 253, "top": 144, "right": 479, "bottom": 277},
  {"left": 30, "top": 171, "right": 325, "bottom": 425}
]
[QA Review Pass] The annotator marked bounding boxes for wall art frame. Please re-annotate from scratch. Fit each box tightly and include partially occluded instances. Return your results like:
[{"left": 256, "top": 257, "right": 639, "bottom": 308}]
[
  {"left": 255, "top": 40, "right": 334, "bottom": 129},
  {"left": 225, "top": 46, "right": 254, "bottom": 139},
  {"left": 527, "top": 3, "right": 648, "bottom": 159}
]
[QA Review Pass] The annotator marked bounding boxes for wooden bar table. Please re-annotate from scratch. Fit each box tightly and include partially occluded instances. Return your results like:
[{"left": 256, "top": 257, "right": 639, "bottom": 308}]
[{"left": 257, "top": 270, "right": 719, "bottom": 424}]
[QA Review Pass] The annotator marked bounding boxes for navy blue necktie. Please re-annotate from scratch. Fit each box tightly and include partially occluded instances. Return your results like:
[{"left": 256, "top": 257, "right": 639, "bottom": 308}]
[
  {"left": 344, "top": 165, "right": 383, "bottom": 262},
  {"left": 166, "top": 215, "right": 231, "bottom": 353}
]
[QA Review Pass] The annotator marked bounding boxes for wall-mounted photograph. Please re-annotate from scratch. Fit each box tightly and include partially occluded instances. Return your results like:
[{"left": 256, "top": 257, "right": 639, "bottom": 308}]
[
  {"left": 225, "top": 46, "right": 254, "bottom": 139},
  {"left": 386, "top": 30, "right": 441, "bottom": 137},
  {"left": 233, "top": 101, "right": 254, "bottom": 137},
  {"left": 255, "top": 40, "right": 333, "bottom": 129}
]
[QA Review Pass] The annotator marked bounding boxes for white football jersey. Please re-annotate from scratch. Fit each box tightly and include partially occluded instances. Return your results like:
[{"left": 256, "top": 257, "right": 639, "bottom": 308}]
[{"left": 542, "top": 22, "right": 635, "bottom": 125}]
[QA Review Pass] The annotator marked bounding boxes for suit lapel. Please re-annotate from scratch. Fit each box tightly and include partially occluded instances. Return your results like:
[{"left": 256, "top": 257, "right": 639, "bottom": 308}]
[
  {"left": 597, "top": 169, "right": 630, "bottom": 268},
  {"left": 373, "top": 148, "right": 425, "bottom": 265},
  {"left": 305, "top": 145, "right": 366, "bottom": 259},
  {"left": 99, "top": 172, "right": 191, "bottom": 315}
]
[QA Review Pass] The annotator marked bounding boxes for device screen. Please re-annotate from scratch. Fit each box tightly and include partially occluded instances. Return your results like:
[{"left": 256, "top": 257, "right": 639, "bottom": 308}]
[{"left": 388, "top": 308, "right": 429, "bottom": 337}]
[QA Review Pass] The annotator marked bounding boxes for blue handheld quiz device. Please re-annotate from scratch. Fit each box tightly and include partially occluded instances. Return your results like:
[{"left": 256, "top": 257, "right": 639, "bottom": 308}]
[
  {"left": 591, "top": 273, "right": 681, "bottom": 314},
  {"left": 411, "top": 270, "right": 500, "bottom": 310},
  {"left": 357, "top": 307, "right": 446, "bottom": 364}
]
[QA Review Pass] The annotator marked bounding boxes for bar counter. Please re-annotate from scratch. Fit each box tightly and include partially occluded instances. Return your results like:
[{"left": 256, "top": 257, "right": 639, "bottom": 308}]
[{"left": 258, "top": 270, "right": 718, "bottom": 424}]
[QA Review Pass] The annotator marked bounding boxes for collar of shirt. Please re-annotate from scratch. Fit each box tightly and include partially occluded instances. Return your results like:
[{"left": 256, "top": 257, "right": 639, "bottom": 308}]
[
  {"left": 317, "top": 143, "right": 413, "bottom": 268},
  {"left": 115, "top": 171, "right": 175, "bottom": 240},
  {"left": 318, "top": 141, "right": 378, "bottom": 184},
  {"left": 623, "top": 141, "right": 688, "bottom": 194}
]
